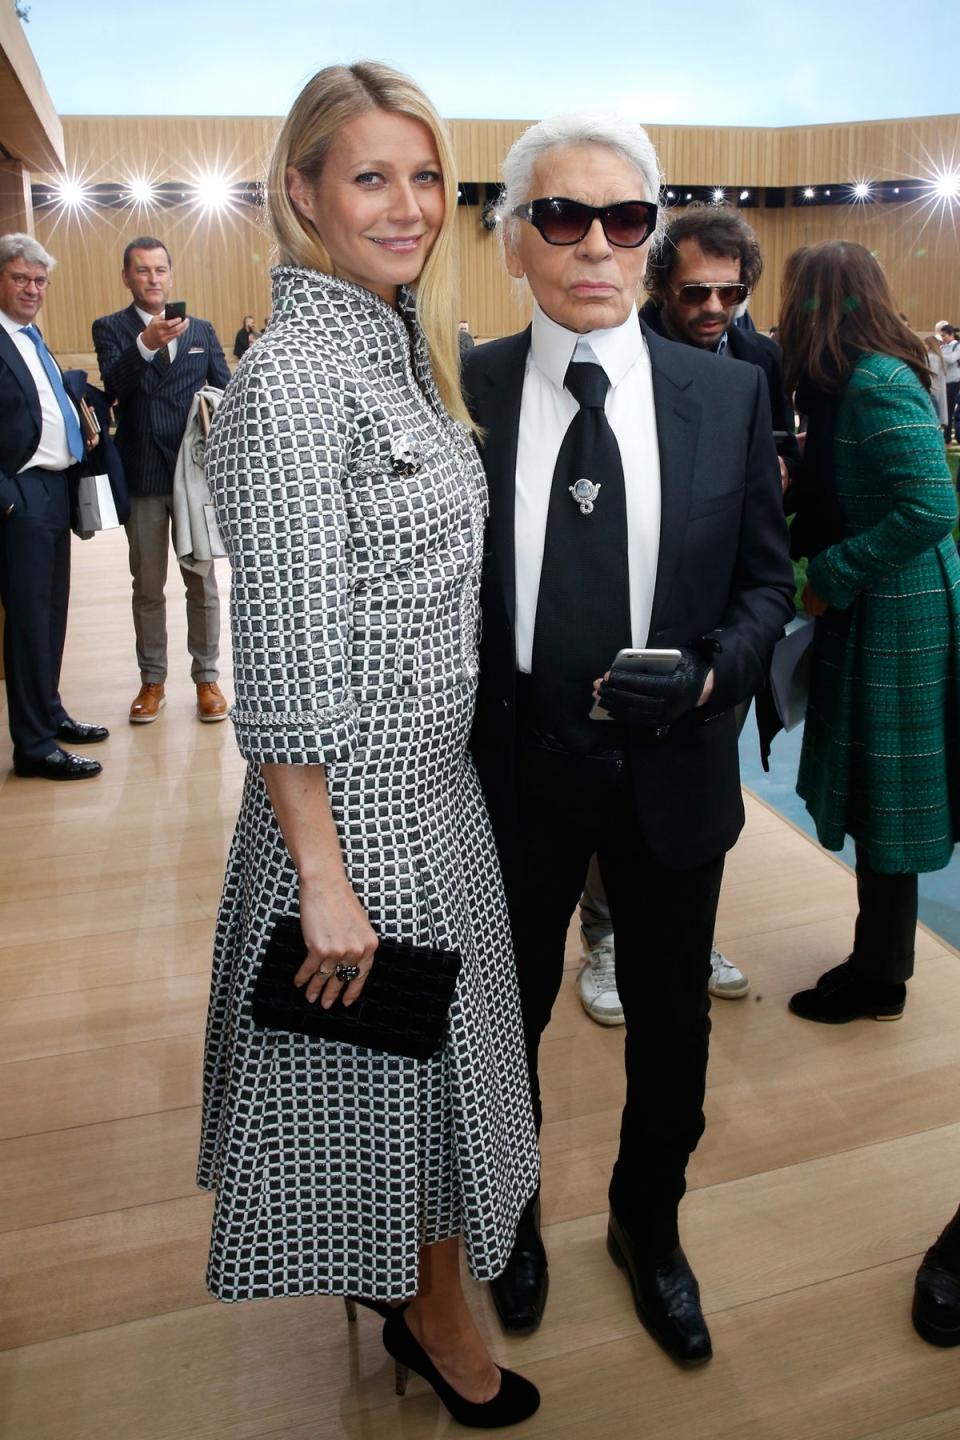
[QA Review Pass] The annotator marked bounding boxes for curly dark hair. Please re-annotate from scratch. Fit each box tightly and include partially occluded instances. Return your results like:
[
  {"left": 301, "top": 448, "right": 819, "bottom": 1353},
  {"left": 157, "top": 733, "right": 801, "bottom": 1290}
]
[{"left": 644, "top": 204, "right": 762, "bottom": 298}]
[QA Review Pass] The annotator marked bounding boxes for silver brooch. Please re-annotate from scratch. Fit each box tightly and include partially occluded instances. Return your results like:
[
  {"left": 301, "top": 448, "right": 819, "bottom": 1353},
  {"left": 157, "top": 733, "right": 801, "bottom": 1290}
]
[
  {"left": 389, "top": 434, "right": 423, "bottom": 477},
  {"left": 569, "top": 478, "right": 601, "bottom": 515}
]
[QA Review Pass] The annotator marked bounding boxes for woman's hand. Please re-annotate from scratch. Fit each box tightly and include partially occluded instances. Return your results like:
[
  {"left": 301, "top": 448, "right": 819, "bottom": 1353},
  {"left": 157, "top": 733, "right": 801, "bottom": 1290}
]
[
  {"left": 294, "top": 875, "right": 379, "bottom": 1009},
  {"left": 802, "top": 581, "right": 829, "bottom": 617}
]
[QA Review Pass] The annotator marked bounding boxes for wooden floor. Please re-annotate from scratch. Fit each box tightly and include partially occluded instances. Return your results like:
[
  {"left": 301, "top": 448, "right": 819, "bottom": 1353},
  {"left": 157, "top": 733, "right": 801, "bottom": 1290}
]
[{"left": 2, "top": 528, "right": 960, "bottom": 1440}]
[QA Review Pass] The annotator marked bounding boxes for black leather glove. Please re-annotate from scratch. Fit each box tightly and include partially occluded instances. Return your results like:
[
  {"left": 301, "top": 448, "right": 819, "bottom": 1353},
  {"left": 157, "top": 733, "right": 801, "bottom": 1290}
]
[{"left": 597, "top": 646, "right": 711, "bottom": 730}]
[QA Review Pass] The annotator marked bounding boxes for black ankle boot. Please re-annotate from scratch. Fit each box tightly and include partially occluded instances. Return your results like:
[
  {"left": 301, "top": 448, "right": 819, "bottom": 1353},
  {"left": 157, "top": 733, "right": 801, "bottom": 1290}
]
[
  {"left": 789, "top": 958, "right": 906, "bottom": 1024},
  {"left": 913, "top": 1206, "right": 960, "bottom": 1346},
  {"left": 489, "top": 1193, "right": 549, "bottom": 1333}
]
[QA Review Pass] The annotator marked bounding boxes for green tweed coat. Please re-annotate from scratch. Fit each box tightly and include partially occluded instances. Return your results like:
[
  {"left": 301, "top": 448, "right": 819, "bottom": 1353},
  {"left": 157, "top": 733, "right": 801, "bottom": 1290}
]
[{"left": 797, "top": 352, "right": 960, "bottom": 873}]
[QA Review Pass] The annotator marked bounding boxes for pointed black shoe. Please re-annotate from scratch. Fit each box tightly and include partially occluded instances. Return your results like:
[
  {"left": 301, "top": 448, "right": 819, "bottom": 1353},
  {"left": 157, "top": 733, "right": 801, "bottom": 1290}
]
[
  {"left": 607, "top": 1211, "right": 712, "bottom": 1365},
  {"left": 56, "top": 718, "right": 109, "bottom": 744},
  {"left": 789, "top": 959, "right": 905, "bottom": 1024},
  {"left": 490, "top": 1194, "right": 549, "bottom": 1333},
  {"left": 382, "top": 1309, "right": 540, "bottom": 1429},
  {"left": 13, "top": 747, "right": 102, "bottom": 781},
  {"left": 913, "top": 1206, "right": 960, "bottom": 1346}
]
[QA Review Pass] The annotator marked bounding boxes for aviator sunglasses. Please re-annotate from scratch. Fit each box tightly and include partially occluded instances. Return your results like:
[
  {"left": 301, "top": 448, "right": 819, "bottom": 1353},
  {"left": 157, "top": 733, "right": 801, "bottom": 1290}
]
[
  {"left": 511, "top": 196, "right": 659, "bottom": 248},
  {"left": 671, "top": 282, "right": 750, "bottom": 306}
]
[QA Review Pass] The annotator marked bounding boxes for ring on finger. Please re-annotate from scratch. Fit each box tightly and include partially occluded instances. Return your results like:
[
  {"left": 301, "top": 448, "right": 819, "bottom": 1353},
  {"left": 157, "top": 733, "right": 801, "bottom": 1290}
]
[
  {"left": 317, "top": 966, "right": 334, "bottom": 979},
  {"left": 335, "top": 963, "right": 361, "bottom": 982}
]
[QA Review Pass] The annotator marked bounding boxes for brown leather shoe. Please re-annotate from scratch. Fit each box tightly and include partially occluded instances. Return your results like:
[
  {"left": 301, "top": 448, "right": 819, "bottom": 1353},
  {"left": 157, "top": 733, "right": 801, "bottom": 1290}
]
[
  {"left": 196, "top": 681, "right": 229, "bottom": 723},
  {"left": 129, "top": 682, "right": 166, "bottom": 724}
]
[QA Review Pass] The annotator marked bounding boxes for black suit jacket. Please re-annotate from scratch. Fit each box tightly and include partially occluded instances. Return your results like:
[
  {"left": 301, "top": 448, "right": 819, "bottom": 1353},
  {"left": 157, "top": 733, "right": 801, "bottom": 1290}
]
[
  {"left": 91, "top": 304, "right": 231, "bottom": 495},
  {"left": 464, "top": 320, "right": 796, "bottom": 874},
  {"left": 0, "top": 324, "right": 61, "bottom": 513},
  {"left": 639, "top": 298, "right": 802, "bottom": 487}
]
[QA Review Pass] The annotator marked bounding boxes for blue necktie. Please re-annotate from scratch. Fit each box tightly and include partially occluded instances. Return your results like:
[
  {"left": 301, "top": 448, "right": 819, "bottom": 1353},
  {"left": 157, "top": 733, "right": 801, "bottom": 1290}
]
[{"left": 20, "top": 325, "right": 84, "bottom": 463}]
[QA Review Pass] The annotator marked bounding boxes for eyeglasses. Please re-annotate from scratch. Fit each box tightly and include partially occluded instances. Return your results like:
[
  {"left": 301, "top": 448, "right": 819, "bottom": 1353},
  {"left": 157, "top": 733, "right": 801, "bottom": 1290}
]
[
  {"left": 511, "top": 197, "right": 658, "bottom": 248},
  {"left": 671, "top": 282, "right": 749, "bottom": 307},
  {"left": 5, "top": 272, "right": 49, "bottom": 289}
]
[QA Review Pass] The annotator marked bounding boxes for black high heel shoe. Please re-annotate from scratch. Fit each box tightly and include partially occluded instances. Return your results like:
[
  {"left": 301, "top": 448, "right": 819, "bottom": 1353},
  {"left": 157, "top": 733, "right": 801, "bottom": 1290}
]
[
  {"left": 381, "top": 1308, "right": 540, "bottom": 1429},
  {"left": 343, "top": 1295, "right": 406, "bottom": 1323}
]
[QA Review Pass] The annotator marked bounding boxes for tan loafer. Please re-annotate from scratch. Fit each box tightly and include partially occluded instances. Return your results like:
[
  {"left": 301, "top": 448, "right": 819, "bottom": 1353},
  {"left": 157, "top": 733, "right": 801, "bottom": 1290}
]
[
  {"left": 129, "top": 682, "right": 166, "bottom": 724},
  {"left": 196, "top": 681, "right": 229, "bottom": 723}
]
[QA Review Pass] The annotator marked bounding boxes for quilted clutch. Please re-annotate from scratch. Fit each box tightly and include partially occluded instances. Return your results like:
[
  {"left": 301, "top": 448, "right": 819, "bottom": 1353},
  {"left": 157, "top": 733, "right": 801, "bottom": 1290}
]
[{"left": 250, "top": 914, "right": 462, "bottom": 1061}]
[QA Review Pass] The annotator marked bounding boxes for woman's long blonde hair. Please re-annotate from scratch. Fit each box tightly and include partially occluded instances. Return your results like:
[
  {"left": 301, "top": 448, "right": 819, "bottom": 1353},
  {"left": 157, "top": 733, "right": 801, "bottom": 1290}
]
[{"left": 267, "top": 61, "right": 470, "bottom": 429}]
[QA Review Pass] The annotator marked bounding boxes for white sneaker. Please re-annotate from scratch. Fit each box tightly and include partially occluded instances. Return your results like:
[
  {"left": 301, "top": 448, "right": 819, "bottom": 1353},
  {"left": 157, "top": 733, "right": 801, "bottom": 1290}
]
[
  {"left": 708, "top": 947, "right": 750, "bottom": 999},
  {"left": 577, "top": 929, "right": 624, "bottom": 1026}
]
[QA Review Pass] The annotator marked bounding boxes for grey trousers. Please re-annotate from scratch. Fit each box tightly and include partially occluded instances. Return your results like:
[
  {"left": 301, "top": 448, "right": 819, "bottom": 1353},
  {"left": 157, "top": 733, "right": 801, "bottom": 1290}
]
[{"left": 126, "top": 493, "right": 220, "bottom": 684}]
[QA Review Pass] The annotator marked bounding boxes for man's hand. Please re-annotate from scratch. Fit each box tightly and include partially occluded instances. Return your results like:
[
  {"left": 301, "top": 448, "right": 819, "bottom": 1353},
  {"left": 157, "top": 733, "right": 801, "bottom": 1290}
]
[
  {"left": 140, "top": 314, "right": 188, "bottom": 352},
  {"left": 596, "top": 647, "right": 713, "bottom": 729},
  {"left": 802, "top": 581, "right": 828, "bottom": 617},
  {"left": 778, "top": 455, "right": 790, "bottom": 494}
]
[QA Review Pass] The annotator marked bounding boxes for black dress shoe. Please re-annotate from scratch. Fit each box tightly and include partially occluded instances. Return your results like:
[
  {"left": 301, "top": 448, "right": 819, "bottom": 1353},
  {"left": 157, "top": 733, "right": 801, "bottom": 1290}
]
[
  {"left": 56, "top": 718, "right": 110, "bottom": 744},
  {"left": 913, "top": 1206, "right": 960, "bottom": 1346},
  {"left": 490, "top": 1194, "right": 549, "bottom": 1333},
  {"left": 13, "top": 747, "right": 103, "bottom": 780},
  {"left": 607, "top": 1210, "right": 712, "bottom": 1365},
  {"left": 789, "top": 958, "right": 906, "bottom": 1024}
]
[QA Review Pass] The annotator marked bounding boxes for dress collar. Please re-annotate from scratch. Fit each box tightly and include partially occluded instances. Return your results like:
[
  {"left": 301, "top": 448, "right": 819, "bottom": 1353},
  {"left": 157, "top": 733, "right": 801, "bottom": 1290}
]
[{"left": 530, "top": 299, "right": 647, "bottom": 391}]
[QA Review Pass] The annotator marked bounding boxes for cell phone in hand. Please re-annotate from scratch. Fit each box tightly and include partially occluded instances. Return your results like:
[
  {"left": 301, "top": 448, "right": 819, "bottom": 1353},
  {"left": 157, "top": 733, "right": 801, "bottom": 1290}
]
[
  {"left": 164, "top": 301, "right": 186, "bottom": 321},
  {"left": 590, "top": 647, "right": 682, "bottom": 720}
]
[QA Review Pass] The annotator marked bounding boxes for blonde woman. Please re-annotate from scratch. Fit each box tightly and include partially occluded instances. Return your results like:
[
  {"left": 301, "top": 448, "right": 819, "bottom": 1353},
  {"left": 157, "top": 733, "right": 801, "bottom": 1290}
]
[{"left": 197, "top": 62, "right": 540, "bottom": 1428}]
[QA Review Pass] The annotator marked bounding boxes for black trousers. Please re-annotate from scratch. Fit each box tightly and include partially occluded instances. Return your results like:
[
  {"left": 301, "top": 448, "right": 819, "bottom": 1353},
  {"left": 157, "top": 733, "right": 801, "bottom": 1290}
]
[
  {"left": 0, "top": 467, "right": 71, "bottom": 760},
  {"left": 851, "top": 844, "right": 917, "bottom": 984},
  {"left": 506, "top": 735, "right": 725, "bottom": 1259}
]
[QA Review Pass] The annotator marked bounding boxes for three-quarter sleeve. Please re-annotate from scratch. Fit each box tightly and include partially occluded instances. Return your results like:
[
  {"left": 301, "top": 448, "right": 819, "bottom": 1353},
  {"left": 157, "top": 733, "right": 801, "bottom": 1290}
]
[{"left": 206, "top": 353, "right": 358, "bottom": 766}]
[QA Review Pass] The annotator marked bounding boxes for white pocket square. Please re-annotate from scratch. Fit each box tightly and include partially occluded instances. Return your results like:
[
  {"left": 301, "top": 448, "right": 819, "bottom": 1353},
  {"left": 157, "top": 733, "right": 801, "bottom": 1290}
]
[{"left": 188, "top": 346, "right": 205, "bottom": 354}]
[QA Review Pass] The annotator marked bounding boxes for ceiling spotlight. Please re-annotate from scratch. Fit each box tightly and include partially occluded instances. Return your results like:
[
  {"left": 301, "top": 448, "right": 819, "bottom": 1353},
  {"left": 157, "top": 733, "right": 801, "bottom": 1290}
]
[
  {"left": 712, "top": 187, "right": 725, "bottom": 202},
  {"left": 932, "top": 170, "right": 960, "bottom": 201},
  {"left": 739, "top": 190, "right": 749, "bottom": 200},
  {"left": 824, "top": 189, "right": 831, "bottom": 196},
  {"left": 127, "top": 177, "right": 157, "bottom": 206},
  {"left": 852, "top": 181, "right": 872, "bottom": 200},
  {"left": 803, "top": 187, "right": 815, "bottom": 199},
  {"left": 685, "top": 192, "right": 692, "bottom": 201},
  {"left": 192, "top": 170, "right": 233, "bottom": 212},
  {"left": 666, "top": 189, "right": 675, "bottom": 198},
  {"left": 53, "top": 177, "right": 90, "bottom": 207},
  {"left": 893, "top": 186, "right": 900, "bottom": 194}
]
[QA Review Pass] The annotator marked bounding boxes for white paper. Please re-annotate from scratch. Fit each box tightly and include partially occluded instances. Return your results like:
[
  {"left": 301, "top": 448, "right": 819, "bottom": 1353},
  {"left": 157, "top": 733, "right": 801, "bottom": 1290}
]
[{"left": 769, "top": 619, "right": 815, "bottom": 731}]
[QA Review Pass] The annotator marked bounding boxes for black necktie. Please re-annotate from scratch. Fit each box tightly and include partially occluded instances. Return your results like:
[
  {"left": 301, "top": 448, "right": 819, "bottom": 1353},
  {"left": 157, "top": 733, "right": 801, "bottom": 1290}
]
[
  {"left": 155, "top": 343, "right": 171, "bottom": 370},
  {"left": 529, "top": 360, "right": 631, "bottom": 753}
]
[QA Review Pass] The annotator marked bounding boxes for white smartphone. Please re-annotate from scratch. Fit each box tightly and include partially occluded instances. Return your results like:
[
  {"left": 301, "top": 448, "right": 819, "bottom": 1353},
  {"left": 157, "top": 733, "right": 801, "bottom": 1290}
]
[{"left": 590, "top": 647, "right": 682, "bottom": 720}]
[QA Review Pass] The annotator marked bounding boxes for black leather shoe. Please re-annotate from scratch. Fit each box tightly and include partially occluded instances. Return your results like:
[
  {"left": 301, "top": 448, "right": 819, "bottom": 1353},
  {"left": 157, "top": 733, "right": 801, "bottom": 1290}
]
[
  {"left": 490, "top": 1195, "right": 549, "bottom": 1333},
  {"left": 56, "top": 718, "right": 110, "bottom": 744},
  {"left": 789, "top": 958, "right": 905, "bottom": 1024},
  {"left": 913, "top": 1206, "right": 960, "bottom": 1346},
  {"left": 607, "top": 1210, "right": 712, "bottom": 1365},
  {"left": 13, "top": 747, "right": 103, "bottom": 780}
]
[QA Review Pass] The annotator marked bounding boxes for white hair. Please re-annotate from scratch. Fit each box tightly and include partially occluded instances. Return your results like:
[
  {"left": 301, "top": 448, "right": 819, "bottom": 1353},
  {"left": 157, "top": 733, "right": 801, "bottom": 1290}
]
[
  {"left": 0, "top": 232, "right": 55, "bottom": 271},
  {"left": 495, "top": 112, "right": 664, "bottom": 248}
]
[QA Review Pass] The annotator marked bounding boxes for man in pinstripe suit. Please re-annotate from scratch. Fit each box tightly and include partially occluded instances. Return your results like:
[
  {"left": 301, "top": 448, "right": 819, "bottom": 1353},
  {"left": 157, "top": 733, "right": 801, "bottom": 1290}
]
[{"left": 92, "top": 236, "right": 232, "bottom": 724}]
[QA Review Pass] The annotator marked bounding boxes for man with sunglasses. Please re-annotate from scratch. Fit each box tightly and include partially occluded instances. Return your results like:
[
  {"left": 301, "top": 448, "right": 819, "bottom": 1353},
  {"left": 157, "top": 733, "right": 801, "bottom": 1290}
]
[
  {"left": 575, "top": 207, "right": 803, "bottom": 1021},
  {"left": 464, "top": 115, "right": 794, "bottom": 1364}
]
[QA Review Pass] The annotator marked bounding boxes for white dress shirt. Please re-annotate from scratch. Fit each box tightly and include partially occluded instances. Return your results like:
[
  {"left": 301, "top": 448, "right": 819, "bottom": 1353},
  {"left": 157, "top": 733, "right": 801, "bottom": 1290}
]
[
  {"left": 135, "top": 304, "right": 179, "bottom": 364},
  {"left": 514, "top": 301, "right": 661, "bottom": 672},
  {"left": 940, "top": 338, "right": 960, "bottom": 384},
  {"left": 0, "top": 307, "right": 78, "bottom": 472}
]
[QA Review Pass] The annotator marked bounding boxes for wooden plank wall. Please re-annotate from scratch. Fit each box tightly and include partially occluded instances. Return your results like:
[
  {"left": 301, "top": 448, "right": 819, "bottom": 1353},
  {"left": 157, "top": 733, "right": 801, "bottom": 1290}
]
[{"left": 33, "top": 111, "right": 960, "bottom": 355}]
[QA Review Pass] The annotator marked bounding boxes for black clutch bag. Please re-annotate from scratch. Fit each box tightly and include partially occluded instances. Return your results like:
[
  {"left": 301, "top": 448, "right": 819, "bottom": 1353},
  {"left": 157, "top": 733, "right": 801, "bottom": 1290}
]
[{"left": 250, "top": 915, "right": 462, "bottom": 1062}]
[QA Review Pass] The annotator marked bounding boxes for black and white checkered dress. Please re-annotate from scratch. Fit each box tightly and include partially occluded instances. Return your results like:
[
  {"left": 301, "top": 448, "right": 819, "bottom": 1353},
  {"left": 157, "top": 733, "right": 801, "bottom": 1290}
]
[{"left": 196, "top": 268, "right": 539, "bottom": 1302}]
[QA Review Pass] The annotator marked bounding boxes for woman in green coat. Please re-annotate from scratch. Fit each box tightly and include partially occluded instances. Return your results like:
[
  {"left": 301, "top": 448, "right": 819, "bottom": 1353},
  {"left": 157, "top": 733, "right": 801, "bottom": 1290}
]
[{"left": 779, "top": 240, "right": 960, "bottom": 1024}]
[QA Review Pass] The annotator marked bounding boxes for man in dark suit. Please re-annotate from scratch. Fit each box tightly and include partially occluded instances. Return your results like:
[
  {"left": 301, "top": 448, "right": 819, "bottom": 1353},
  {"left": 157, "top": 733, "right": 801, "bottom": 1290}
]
[
  {"left": 463, "top": 116, "right": 795, "bottom": 1362},
  {"left": 92, "top": 236, "right": 232, "bottom": 725},
  {"left": 576, "top": 206, "right": 804, "bottom": 1018},
  {"left": 0, "top": 233, "right": 108, "bottom": 779}
]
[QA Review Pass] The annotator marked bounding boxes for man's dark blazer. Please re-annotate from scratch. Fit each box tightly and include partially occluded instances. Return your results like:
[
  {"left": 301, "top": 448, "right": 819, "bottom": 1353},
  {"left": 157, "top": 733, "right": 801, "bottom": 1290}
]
[
  {"left": 91, "top": 305, "right": 231, "bottom": 495},
  {"left": 639, "top": 298, "right": 802, "bottom": 487},
  {"left": 0, "top": 323, "right": 71, "bottom": 511},
  {"left": 463, "top": 319, "right": 796, "bottom": 878}
]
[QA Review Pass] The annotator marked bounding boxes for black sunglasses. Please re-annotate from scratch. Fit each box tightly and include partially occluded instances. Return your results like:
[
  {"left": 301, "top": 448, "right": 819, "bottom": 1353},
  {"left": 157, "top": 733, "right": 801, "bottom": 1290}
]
[
  {"left": 511, "top": 196, "right": 658, "bottom": 248},
  {"left": 671, "top": 282, "right": 750, "bottom": 307}
]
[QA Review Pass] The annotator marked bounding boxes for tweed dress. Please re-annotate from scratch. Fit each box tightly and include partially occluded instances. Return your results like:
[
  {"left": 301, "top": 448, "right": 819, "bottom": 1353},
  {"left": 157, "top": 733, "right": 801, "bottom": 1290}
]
[
  {"left": 197, "top": 268, "right": 539, "bottom": 1302},
  {"left": 797, "top": 353, "right": 960, "bottom": 873}
]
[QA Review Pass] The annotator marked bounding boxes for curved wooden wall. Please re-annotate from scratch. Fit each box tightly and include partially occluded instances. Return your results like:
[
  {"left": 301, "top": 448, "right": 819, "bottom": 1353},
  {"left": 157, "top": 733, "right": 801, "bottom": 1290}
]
[{"left": 34, "top": 112, "right": 960, "bottom": 357}]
